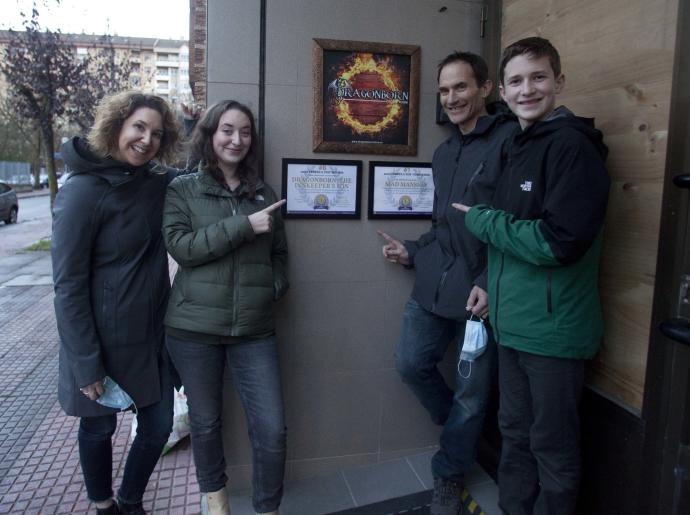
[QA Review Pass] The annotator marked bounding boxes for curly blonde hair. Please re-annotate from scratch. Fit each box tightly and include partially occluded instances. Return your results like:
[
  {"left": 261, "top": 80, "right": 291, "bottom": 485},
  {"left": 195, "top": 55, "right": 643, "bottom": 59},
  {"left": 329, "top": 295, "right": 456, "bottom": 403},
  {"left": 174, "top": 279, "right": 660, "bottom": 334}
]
[{"left": 87, "top": 91, "right": 181, "bottom": 164}]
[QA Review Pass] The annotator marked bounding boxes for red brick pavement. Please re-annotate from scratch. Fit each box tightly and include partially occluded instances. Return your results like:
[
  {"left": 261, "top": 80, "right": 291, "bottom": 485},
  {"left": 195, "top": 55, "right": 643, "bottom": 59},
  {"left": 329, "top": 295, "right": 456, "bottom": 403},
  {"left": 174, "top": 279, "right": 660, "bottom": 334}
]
[
  {"left": 0, "top": 282, "right": 201, "bottom": 514},
  {"left": 0, "top": 403, "right": 200, "bottom": 514}
]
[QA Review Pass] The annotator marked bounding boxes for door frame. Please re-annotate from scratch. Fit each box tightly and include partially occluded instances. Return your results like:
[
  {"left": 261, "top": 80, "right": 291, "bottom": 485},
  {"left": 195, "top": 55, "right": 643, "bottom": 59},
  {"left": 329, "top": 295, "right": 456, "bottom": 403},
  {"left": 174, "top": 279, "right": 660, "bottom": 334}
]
[{"left": 640, "top": 0, "right": 690, "bottom": 511}]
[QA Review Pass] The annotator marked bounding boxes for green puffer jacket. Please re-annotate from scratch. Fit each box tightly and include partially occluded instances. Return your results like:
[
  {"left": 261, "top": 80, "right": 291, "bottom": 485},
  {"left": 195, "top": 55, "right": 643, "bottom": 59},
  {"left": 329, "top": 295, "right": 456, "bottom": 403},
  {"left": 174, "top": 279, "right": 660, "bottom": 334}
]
[{"left": 163, "top": 170, "right": 288, "bottom": 338}]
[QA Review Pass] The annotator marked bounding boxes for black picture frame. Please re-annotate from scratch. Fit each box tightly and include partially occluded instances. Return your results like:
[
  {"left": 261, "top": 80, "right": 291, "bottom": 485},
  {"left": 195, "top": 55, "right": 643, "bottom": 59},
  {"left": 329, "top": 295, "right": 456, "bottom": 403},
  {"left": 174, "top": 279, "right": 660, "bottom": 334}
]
[
  {"left": 281, "top": 158, "right": 362, "bottom": 219},
  {"left": 367, "top": 161, "right": 434, "bottom": 219}
]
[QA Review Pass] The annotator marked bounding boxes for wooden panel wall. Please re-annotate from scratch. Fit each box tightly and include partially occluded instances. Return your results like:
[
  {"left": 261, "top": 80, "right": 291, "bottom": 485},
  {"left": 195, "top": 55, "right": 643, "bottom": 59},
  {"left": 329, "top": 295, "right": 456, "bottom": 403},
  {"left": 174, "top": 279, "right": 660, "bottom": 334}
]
[{"left": 501, "top": 0, "right": 679, "bottom": 411}]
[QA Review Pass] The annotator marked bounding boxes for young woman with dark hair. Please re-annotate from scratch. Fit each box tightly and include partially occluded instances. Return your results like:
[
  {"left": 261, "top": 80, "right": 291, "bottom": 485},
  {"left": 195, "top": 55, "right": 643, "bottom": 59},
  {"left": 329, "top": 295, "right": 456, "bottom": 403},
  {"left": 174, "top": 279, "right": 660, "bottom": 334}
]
[{"left": 163, "top": 100, "right": 288, "bottom": 515}]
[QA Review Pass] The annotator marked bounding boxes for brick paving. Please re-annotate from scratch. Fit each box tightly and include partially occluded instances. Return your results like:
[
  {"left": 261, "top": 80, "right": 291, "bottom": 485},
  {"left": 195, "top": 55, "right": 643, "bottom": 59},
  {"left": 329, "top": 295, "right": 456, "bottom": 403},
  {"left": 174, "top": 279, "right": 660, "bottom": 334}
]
[{"left": 0, "top": 280, "right": 200, "bottom": 514}]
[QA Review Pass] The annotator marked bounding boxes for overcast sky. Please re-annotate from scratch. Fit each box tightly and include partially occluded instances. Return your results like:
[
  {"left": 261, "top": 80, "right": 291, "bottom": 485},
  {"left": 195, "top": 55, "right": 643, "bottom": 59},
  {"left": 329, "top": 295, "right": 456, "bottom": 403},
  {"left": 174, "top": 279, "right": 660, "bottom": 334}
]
[{"left": 2, "top": 0, "right": 190, "bottom": 40}]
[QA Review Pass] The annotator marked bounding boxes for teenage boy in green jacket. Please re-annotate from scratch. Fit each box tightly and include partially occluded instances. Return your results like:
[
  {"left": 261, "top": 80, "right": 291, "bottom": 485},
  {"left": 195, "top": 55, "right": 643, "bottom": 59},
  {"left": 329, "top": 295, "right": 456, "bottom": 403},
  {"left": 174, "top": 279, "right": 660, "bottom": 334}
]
[{"left": 453, "top": 38, "right": 610, "bottom": 515}]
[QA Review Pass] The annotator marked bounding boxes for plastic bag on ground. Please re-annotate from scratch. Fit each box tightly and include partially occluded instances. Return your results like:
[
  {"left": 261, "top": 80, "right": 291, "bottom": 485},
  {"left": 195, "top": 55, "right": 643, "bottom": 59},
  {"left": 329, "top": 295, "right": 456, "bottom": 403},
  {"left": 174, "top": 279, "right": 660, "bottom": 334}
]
[{"left": 130, "top": 387, "right": 190, "bottom": 455}]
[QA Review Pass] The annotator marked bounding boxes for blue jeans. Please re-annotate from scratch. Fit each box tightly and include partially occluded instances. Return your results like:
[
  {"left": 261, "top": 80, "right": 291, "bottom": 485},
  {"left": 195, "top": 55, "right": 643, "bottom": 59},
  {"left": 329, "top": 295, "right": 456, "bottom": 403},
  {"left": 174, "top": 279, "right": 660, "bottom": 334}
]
[
  {"left": 395, "top": 297, "right": 496, "bottom": 484},
  {"left": 166, "top": 334, "right": 286, "bottom": 514},
  {"left": 78, "top": 379, "right": 173, "bottom": 504},
  {"left": 497, "top": 345, "right": 584, "bottom": 515}
]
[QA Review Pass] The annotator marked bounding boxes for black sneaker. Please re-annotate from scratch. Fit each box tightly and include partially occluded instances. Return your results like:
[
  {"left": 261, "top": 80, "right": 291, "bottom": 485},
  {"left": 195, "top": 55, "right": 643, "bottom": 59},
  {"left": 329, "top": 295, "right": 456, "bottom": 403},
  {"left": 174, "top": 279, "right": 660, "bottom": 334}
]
[
  {"left": 117, "top": 501, "right": 146, "bottom": 515},
  {"left": 96, "top": 502, "right": 120, "bottom": 515},
  {"left": 430, "top": 477, "right": 463, "bottom": 515}
]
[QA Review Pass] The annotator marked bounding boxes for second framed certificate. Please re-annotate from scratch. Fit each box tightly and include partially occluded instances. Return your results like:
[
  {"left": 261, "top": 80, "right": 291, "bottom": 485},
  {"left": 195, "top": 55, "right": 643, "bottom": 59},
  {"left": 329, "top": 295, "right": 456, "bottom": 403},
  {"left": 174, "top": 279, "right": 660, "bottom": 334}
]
[
  {"left": 367, "top": 161, "right": 434, "bottom": 219},
  {"left": 282, "top": 158, "right": 362, "bottom": 219}
]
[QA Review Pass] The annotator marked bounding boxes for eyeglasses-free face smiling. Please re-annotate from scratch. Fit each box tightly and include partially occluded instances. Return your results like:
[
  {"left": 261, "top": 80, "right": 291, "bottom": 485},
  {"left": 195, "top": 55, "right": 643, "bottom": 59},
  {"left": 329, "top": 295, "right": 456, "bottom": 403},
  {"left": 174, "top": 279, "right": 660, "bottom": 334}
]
[
  {"left": 500, "top": 54, "right": 565, "bottom": 130},
  {"left": 212, "top": 108, "right": 252, "bottom": 173},
  {"left": 113, "top": 107, "right": 163, "bottom": 166},
  {"left": 438, "top": 60, "right": 491, "bottom": 135}
]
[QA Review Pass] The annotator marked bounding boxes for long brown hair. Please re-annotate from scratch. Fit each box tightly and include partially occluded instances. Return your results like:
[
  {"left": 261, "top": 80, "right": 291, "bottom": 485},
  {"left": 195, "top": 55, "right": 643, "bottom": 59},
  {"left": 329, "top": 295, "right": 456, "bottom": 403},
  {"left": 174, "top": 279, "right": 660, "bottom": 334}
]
[{"left": 189, "top": 100, "right": 259, "bottom": 198}]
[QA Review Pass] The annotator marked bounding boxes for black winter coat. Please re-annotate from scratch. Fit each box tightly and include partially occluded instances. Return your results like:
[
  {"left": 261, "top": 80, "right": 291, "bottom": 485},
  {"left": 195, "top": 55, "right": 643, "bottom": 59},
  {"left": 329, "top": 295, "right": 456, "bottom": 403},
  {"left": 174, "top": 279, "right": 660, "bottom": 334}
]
[
  {"left": 405, "top": 109, "right": 517, "bottom": 320},
  {"left": 53, "top": 137, "right": 174, "bottom": 417}
]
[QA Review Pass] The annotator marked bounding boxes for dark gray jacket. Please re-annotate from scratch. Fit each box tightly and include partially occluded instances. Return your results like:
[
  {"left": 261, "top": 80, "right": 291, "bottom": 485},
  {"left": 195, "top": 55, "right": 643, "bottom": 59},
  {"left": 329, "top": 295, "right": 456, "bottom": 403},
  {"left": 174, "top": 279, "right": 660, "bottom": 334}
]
[
  {"left": 53, "top": 137, "right": 174, "bottom": 417},
  {"left": 405, "top": 109, "right": 517, "bottom": 320}
]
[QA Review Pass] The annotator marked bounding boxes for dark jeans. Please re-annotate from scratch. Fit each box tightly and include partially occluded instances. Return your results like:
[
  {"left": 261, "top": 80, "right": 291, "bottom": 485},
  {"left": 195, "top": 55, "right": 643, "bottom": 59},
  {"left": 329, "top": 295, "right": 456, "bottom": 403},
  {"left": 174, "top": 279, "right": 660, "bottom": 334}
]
[
  {"left": 395, "top": 298, "right": 497, "bottom": 484},
  {"left": 497, "top": 345, "right": 585, "bottom": 515},
  {"left": 78, "top": 381, "right": 173, "bottom": 504},
  {"left": 166, "top": 334, "right": 286, "bottom": 514}
]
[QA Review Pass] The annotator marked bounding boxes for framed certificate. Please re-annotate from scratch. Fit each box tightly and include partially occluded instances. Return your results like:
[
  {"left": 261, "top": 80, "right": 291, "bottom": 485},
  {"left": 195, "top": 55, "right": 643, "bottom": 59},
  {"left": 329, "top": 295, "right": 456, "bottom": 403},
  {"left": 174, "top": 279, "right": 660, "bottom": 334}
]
[
  {"left": 281, "top": 158, "right": 362, "bottom": 219},
  {"left": 367, "top": 161, "right": 434, "bottom": 219}
]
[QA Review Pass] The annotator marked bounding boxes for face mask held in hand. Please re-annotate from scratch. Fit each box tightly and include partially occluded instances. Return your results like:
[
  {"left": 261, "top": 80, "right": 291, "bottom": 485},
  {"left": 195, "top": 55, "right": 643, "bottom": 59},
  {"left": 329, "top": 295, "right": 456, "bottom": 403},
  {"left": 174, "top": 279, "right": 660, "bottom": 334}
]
[
  {"left": 458, "top": 315, "right": 488, "bottom": 379},
  {"left": 96, "top": 376, "right": 135, "bottom": 410}
]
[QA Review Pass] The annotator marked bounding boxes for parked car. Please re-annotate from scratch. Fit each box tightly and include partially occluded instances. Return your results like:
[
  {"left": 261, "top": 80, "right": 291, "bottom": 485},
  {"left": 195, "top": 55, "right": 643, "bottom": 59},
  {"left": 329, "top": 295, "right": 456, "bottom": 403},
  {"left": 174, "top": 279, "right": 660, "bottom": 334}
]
[{"left": 0, "top": 181, "right": 18, "bottom": 224}]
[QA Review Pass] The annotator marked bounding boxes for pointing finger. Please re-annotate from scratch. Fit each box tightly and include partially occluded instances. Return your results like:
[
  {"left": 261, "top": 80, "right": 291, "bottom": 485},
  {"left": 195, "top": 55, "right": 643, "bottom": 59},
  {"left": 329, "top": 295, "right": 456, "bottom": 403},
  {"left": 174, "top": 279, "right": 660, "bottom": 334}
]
[
  {"left": 376, "top": 230, "right": 396, "bottom": 243},
  {"left": 451, "top": 203, "right": 470, "bottom": 213},
  {"left": 262, "top": 199, "right": 286, "bottom": 213}
]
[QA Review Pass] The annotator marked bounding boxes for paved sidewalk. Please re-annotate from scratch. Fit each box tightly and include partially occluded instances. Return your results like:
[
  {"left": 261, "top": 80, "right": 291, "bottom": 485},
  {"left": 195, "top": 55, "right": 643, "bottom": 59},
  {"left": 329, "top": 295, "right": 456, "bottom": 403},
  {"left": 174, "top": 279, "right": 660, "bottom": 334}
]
[
  {"left": 0, "top": 252, "right": 500, "bottom": 515},
  {"left": 16, "top": 190, "right": 51, "bottom": 200},
  {"left": 0, "top": 252, "right": 199, "bottom": 514}
]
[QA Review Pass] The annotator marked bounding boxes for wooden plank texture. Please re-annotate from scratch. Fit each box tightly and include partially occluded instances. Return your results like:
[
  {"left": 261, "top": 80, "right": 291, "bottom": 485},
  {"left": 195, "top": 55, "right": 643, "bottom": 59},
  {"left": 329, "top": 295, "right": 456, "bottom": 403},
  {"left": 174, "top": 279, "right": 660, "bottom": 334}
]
[{"left": 501, "top": 0, "right": 679, "bottom": 411}]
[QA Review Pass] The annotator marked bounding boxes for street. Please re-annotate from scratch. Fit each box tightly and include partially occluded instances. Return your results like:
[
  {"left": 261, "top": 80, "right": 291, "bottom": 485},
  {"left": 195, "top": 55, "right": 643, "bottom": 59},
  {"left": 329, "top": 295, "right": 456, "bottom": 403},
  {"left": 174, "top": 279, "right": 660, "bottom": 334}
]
[{"left": 0, "top": 194, "right": 52, "bottom": 257}]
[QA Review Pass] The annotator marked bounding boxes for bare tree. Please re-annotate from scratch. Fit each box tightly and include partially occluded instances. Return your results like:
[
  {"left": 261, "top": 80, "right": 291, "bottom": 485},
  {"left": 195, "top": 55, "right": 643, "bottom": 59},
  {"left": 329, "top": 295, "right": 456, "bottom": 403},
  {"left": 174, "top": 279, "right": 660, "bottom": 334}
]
[
  {"left": 0, "top": 8, "right": 89, "bottom": 204},
  {"left": 67, "top": 34, "right": 132, "bottom": 134},
  {"left": 0, "top": 7, "right": 132, "bottom": 205}
]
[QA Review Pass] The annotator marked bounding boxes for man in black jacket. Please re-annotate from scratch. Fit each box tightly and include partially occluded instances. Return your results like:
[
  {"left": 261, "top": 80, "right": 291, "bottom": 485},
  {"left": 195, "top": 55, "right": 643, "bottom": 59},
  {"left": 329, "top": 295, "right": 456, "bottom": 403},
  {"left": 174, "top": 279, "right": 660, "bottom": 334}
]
[{"left": 378, "top": 52, "right": 516, "bottom": 515}]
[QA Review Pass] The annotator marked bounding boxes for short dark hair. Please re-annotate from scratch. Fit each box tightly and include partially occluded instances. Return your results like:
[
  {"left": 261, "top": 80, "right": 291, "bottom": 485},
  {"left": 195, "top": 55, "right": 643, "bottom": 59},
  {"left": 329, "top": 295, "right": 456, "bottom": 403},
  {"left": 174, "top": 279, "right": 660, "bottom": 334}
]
[
  {"left": 499, "top": 37, "right": 561, "bottom": 84},
  {"left": 189, "top": 100, "right": 260, "bottom": 198},
  {"left": 437, "top": 51, "right": 489, "bottom": 86}
]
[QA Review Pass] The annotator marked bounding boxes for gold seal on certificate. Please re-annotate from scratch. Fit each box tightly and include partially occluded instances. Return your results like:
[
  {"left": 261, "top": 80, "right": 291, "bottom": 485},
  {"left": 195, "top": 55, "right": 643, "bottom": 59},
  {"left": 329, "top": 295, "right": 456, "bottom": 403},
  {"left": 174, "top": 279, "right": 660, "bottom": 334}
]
[
  {"left": 281, "top": 159, "right": 362, "bottom": 219},
  {"left": 367, "top": 161, "right": 433, "bottom": 219}
]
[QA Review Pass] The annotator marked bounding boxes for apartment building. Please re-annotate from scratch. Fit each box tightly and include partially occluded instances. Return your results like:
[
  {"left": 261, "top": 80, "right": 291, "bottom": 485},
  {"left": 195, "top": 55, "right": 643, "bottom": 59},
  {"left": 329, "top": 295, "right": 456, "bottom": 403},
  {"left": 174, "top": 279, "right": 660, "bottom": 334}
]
[{"left": 0, "top": 31, "right": 192, "bottom": 105}]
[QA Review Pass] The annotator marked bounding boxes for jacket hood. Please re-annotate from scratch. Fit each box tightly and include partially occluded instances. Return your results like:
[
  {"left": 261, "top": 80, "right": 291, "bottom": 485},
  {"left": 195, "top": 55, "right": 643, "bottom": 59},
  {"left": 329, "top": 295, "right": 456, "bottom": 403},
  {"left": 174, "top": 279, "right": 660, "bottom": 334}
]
[
  {"left": 61, "top": 137, "right": 152, "bottom": 185},
  {"left": 517, "top": 106, "right": 609, "bottom": 161}
]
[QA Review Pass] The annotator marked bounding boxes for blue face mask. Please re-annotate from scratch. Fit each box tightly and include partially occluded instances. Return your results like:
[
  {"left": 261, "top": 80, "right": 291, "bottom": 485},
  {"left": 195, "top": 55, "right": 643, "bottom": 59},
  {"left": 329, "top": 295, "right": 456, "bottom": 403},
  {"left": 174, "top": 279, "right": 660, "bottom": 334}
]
[
  {"left": 96, "top": 376, "right": 134, "bottom": 410},
  {"left": 458, "top": 316, "right": 488, "bottom": 379}
]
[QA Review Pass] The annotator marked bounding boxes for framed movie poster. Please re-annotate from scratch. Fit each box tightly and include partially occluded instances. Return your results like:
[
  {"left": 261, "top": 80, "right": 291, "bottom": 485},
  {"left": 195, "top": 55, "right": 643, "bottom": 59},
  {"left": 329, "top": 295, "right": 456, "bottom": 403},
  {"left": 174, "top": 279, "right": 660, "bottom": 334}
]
[
  {"left": 367, "top": 161, "right": 434, "bottom": 219},
  {"left": 281, "top": 158, "right": 362, "bottom": 219},
  {"left": 312, "top": 38, "right": 421, "bottom": 156}
]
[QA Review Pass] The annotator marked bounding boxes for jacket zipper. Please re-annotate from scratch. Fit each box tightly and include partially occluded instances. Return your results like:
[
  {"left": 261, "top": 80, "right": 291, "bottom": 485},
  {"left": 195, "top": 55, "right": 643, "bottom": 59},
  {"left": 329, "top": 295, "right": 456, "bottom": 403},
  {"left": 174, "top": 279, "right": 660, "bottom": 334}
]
[
  {"left": 494, "top": 254, "right": 505, "bottom": 342},
  {"left": 493, "top": 141, "right": 517, "bottom": 340},
  {"left": 546, "top": 271, "right": 552, "bottom": 314},
  {"left": 431, "top": 271, "right": 448, "bottom": 313},
  {"left": 432, "top": 143, "right": 463, "bottom": 313},
  {"left": 231, "top": 197, "right": 239, "bottom": 335},
  {"left": 465, "top": 161, "right": 485, "bottom": 191}
]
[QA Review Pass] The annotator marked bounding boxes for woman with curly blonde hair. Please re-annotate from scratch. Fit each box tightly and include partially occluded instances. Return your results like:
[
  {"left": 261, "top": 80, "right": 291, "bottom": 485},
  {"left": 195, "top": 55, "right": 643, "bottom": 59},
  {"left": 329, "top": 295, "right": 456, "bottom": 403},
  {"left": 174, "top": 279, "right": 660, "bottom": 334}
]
[{"left": 52, "top": 91, "right": 181, "bottom": 515}]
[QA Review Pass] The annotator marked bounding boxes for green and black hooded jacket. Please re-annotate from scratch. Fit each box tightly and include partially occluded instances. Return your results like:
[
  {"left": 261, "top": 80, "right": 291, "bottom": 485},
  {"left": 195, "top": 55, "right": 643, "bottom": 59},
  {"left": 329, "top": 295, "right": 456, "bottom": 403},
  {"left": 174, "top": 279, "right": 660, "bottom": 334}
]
[{"left": 465, "top": 107, "right": 610, "bottom": 359}]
